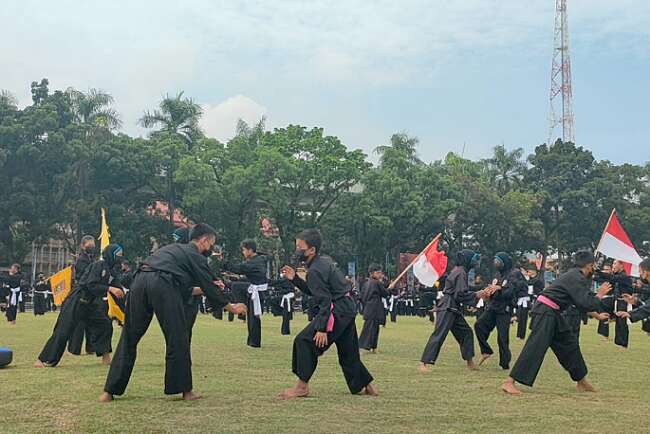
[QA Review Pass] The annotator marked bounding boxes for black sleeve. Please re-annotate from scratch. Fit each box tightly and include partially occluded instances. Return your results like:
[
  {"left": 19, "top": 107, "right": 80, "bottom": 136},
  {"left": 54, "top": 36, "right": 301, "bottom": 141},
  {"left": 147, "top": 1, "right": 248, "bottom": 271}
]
[
  {"left": 306, "top": 266, "right": 333, "bottom": 332},
  {"left": 188, "top": 252, "right": 231, "bottom": 309},
  {"left": 630, "top": 303, "right": 650, "bottom": 322},
  {"left": 81, "top": 263, "right": 110, "bottom": 298},
  {"left": 225, "top": 261, "right": 256, "bottom": 276},
  {"left": 291, "top": 275, "right": 311, "bottom": 295}
]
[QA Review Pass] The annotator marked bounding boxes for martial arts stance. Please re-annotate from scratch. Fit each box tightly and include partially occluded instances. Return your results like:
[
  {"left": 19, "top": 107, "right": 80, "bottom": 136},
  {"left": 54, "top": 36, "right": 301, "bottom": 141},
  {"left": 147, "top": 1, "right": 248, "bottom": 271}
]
[
  {"left": 419, "top": 250, "right": 487, "bottom": 373},
  {"left": 172, "top": 227, "right": 203, "bottom": 344},
  {"left": 359, "top": 264, "right": 390, "bottom": 353},
  {"left": 597, "top": 259, "right": 633, "bottom": 348},
  {"left": 475, "top": 252, "right": 525, "bottom": 370},
  {"left": 4, "top": 264, "right": 23, "bottom": 325},
  {"left": 223, "top": 239, "right": 268, "bottom": 348},
  {"left": 502, "top": 251, "right": 612, "bottom": 396},
  {"left": 270, "top": 273, "right": 295, "bottom": 335},
  {"left": 615, "top": 259, "right": 650, "bottom": 327},
  {"left": 33, "top": 273, "right": 51, "bottom": 316},
  {"left": 68, "top": 235, "right": 97, "bottom": 355},
  {"left": 278, "top": 229, "right": 377, "bottom": 399},
  {"left": 101, "top": 224, "right": 246, "bottom": 402},
  {"left": 517, "top": 267, "right": 545, "bottom": 339},
  {"left": 35, "top": 244, "right": 126, "bottom": 367}
]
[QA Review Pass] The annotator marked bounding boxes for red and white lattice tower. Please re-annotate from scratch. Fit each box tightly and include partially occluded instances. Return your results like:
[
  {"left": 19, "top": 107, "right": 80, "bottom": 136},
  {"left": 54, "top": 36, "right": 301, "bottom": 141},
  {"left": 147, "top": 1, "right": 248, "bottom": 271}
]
[{"left": 548, "top": 0, "right": 575, "bottom": 144}]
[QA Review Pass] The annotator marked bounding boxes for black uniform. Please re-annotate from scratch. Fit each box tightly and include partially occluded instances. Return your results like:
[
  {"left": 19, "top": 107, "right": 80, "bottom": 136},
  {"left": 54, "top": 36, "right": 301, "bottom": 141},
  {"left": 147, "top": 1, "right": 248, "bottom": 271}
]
[
  {"left": 104, "top": 243, "right": 231, "bottom": 396},
  {"left": 270, "top": 277, "right": 295, "bottom": 335},
  {"left": 421, "top": 251, "right": 479, "bottom": 365},
  {"left": 359, "top": 278, "right": 390, "bottom": 351},
  {"left": 517, "top": 274, "right": 544, "bottom": 339},
  {"left": 597, "top": 271, "right": 632, "bottom": 348},
  {"left": 33, "top": 280, "right": 51, "bottom": 315},
  {"left": 475, "top": 256, "right": 524, "bottom": 370},
  {"left": 37, "top": 248, "right": 121, "bottom": 365},
  {"left": 68, "top": 251, "right": 96, "bottom": 355},
  {"left": 509, "top": 268, "right": 606, "bottom": 387},
  {"left": 3, "top": 272, "right": 23, "bottom": 322},
  {"left": 225, "top": 255, "right": 268, "bottom": 348},
  {"left": 289, "top": 255, "right": 373, "bottom": 394}
]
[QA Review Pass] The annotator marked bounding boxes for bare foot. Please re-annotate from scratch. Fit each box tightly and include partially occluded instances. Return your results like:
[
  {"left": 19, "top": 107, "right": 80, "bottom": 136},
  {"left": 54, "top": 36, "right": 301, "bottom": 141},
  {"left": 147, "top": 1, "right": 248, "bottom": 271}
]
[
  {"left": 9, "top": 321, "right": 16, "bottom": 326},
  {"left": 501, "top": 379, "right": 522, "bottom": 396},
  {"left": 361, "top": 383, "right": 379, "bottom": 396},
  {"left": 101, "top": 354, "right": 112, "bottom": 366},
  {"left": 183, "top": 391, "right": 202, "bottom": 401},
  {"left": 478, "top": 353, "right": 491, "bottom": 366},
  {"left": 278, "top": 381, "right": 309, "bottom": 400},
  {"left": 467, "top": 360, "right": 479, "bottom": 371},
  {"left": 99, "top": 392, "right": 114, "bottom": 402},
  {"left": 576, "top": 379, "right": 596, "bottom": 393},
  {"left": 33, "top": 360, "right": 46, "bottom": 368},
  {"left": 417, "top": 363, "right": 432, "bottom": 374}
]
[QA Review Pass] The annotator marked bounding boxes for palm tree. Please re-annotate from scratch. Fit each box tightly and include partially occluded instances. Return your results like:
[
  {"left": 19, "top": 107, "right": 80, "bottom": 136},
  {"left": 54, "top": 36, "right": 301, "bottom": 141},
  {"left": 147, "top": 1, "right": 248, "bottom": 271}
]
[
  {"left": 65, "top": 88, "right": 121, "bottom": 245},
  {"left": 374, "top": 132, "right": 422, "bottom": 166},
  {"left": 484, "top": 145, "right": 527, "bottom": 195},
  {"left": 139, "top": 92, "right": 202, "bottom": 148},
  {"left": 139, "top": 92, "right": 203, "bottom": 227}
]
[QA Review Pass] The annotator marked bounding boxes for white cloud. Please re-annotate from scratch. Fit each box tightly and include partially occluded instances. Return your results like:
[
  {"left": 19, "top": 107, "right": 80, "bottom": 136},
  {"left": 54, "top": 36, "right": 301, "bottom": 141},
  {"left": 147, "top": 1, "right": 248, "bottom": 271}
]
[{"left": 199, "top": 95, "right": 268, "bottom": 142}]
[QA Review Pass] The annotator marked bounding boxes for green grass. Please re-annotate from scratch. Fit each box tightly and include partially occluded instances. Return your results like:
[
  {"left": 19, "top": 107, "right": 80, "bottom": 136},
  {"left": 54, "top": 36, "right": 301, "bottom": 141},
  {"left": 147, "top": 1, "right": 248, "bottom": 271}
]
[{"left": 0, "top": 312, "right": 648, "bottom": 433}]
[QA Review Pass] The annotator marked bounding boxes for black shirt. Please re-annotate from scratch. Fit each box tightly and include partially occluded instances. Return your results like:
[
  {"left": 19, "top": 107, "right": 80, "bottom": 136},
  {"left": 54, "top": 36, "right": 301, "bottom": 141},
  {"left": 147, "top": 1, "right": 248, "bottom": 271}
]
[
  {"left": 487, "top": 268, "right": 526, "bottom": 313},
  {"left": 362, "top": 278, "right": 390, "bottom": 321},
  {"left": 438, "top": 266, "right": 477, "bottom": 312},
  {"left": 534, "top": 268, "right": 604, "bottom": 314},
  {"left": 291, "top": 255, "right": 355, "bottom": 332},
  {"left": 225, "top": 255, "right": 268, "bottom": 285},
  {"left": 143, "top": 243, "right": 230, "bottom": 309}
]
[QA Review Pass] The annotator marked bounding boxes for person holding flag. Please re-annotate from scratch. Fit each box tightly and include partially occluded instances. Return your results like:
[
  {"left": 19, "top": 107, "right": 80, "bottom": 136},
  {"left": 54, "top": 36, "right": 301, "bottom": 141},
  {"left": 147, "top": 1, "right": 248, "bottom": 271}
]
[
  {"left": 359, "top": 264, "right": 391, "bottom": 353},
  {"left": 417, "top": 245, "right": 488, "bottom": 373}
]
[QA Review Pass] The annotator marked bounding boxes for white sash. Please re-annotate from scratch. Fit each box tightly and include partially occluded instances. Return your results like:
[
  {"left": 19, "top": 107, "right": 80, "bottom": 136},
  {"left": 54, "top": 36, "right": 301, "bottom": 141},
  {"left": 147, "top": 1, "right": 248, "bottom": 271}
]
[
  {"left": 517, "top": 296, "right": 530, "bottom": 308},
  {"left": 406, "top": 299, "right": 414, "bottom": 307},
  {"left": 389, "top": 295, "right": 396, "bottom": 312},
  {"left": 476, "top": 298, "right": 484, "bottom": 308},
  {"left": 248, "top": 283, "right": 268, "bottom": 317},
  {"left": 9, "top": 287, "right": 22, "bottom": 306},
  {"left": 280, "top": 292, "right": 295, "bottom": 312},
  {"left": 436, "top": 291, "right": 443, "bottom": 300},
  {"left": 528, "top": 285, "right": 534, "bottom": 295},
  {"left": 382, "top": 298, "right": 388, "bottom": 309}
]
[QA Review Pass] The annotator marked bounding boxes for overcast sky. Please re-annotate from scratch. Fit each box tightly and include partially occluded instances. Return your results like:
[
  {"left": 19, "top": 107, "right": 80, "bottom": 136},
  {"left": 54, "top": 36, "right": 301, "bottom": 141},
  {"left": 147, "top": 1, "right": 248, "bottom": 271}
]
[{"left": 2, "top": 0, "right": 649, "bottom": 164}]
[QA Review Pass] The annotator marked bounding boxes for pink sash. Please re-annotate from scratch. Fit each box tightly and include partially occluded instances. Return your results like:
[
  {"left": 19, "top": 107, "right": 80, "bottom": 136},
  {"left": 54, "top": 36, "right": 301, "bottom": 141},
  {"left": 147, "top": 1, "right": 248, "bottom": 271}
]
[
  {"left": 537, "top": 295, "right": 559, "bottom": 310},
  {"left": 326, "top": 303, "right": 335, "bottom": 332}
]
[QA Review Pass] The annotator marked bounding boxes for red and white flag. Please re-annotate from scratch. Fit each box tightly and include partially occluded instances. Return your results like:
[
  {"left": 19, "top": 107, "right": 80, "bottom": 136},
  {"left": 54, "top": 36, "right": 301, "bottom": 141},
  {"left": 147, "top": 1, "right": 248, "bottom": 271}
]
[
  {"left": 596, "top": 209, "right": 643, "bottom": 276},
  {"left": 413, "top": 238, "right": 448, "bottom": 286}
]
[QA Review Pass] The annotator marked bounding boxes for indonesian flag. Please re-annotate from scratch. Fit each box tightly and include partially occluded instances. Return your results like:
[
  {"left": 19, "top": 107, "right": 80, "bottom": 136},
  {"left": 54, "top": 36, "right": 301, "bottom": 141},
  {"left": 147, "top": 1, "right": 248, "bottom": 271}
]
[
  {"left": 596, "top": 209, "right": 643, "bottom": 276},
  {"left": 413, "top": 239, "right": 448, "bottom": 286}
]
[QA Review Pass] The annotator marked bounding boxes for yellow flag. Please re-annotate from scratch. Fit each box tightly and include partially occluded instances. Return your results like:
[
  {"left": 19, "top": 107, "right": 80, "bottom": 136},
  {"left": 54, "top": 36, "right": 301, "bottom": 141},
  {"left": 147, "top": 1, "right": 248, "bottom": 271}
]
[
  {"left": 50, "top": 266, "right": 73, "bottom": 306},
  {"left": 99, "top": 208, "right": 125, "bottom": 324}
]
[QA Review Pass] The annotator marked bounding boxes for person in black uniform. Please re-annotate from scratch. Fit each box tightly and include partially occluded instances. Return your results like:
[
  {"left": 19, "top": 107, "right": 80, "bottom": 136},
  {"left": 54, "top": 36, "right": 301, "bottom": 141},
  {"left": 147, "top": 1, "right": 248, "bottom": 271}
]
[
  {"left": 35, "top": 244, "right": 126, "bottom": 368},
  {"left": 4, "top": 264, "right": 23, "bottom": 325},
  {"left": 278, "top": 229, "right": 377, "bottom": 399},
  {"left": 419, "top": 250, "right": 487, "bottom": 373},
  {"left": 171, "top": 227, "right": 204, "bottom": 344},
  {"left": 270, "top": 272, "right": 295, "bottom": 335},
  {"left": 33, "top": 273, "right": 51, "bottom": 316},
  {"left": 221, "top": 239, "right": 268, "bottom": 348},
  {"left": 359, "top": 264, "right": 391, "bottom": 353},
  {"left": 68, "top": 235, "right": 97, "bottom": 356},
  {"left": 597, "top": 259, "right": 633, "bottom": 348},
  {"left": 615, "top": 259, "right": 650, "bottom": 325},
  {"left": 502, "top": 251, "right": 612, "bottom": 396},
  {"left": 475, "top": 252, "right": 525, "bottom": 370},
  {"left": 100, "top": 224, "right": 246, "bottom": 402}
]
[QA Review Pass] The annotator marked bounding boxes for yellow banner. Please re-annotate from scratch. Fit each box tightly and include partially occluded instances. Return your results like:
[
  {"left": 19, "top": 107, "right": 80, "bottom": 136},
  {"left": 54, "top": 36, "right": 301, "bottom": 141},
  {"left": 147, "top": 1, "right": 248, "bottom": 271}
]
[{"left": 49, "top": 266, "right": 73, "bottom": 306}]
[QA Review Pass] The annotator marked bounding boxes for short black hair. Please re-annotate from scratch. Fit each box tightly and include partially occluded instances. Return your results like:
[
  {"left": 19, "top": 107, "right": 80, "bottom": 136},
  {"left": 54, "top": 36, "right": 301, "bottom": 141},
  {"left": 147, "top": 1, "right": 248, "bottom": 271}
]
[
  {"left": 190, "top": 223, "right": 217, "bottom": 241},
  {"left": 368, "top": 263, "right": 383, "bottom": 274},
  {"left": 640, "top": 258, "right": 650, "bottom": 272},
  {"left": 81, "top": 235, "right": 95, "bottom": 245},
  {"left": 574, "top": 250, "right": 595, "bottom": 268},
  {"left": 297, "top": 229, "right": 322, "bottom": 254},
  {"left": 240, "top": 239, "right": 257, "bottom": 253}
]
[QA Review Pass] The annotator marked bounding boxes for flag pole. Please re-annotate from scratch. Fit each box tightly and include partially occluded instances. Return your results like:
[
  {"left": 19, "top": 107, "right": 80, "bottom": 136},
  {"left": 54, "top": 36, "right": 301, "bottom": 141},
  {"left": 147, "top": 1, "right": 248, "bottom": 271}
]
[
  {"left": 389, "top": 233, "right": 441, "bottom": 288},
  {"left": 596, "top": 208, "right": 616, "bottom": 252}
]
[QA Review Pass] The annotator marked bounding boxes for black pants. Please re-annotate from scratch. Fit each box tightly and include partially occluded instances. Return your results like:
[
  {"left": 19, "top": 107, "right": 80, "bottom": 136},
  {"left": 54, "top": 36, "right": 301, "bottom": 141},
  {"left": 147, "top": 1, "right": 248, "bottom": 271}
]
[
  {"left": 421, "top": 310, "right": 475, "bottom": 364},
  {"left": 517, "top": 307, "right": 529, "bottom": 339},
  {"left": 359, "top": 319, "right": 380, "bottom": 350},
  {"left": 185, "top": 300, "right": 200, "bottom": 346},
  {"left": 281, "top": 309, "right": 292, "bottom": 335},
  {"left": 104, "top": 271, "right": 191, "bottom": 396},
  {"left": 475, "top": 309, "right": 512, "bottom": 369},
  {"left": 597, "top": 297, "right": 629, "bottom": 347},
  {"left": 247, "top": 295, "right": 262, "bottom": 348},
  {"left": 33, "top": 293, "right": 48, "bottom": 315},
  {"left": 510, "top": 308, "right": 588, "bottom": 387},
  {"left": 6, "top": 304, "right": 18, "bottom": 322},
  {"left": 38, "top": 292, "right": 113, "bottom": 365},
  {"left": 390, "top": 309, "right": 397, "bottom": 323},
  {"left": 67, "top": 321, "right": 95, "bottom": 355},
  {"left": 292, "top": 313, "right": 373, "bottom": 394}
]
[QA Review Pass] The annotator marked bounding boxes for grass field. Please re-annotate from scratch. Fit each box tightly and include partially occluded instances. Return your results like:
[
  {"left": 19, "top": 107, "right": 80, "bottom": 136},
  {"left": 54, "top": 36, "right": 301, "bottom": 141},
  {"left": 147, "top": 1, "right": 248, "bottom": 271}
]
[{"left": 0, "top": 312, "right": 648, "bottom": 434}]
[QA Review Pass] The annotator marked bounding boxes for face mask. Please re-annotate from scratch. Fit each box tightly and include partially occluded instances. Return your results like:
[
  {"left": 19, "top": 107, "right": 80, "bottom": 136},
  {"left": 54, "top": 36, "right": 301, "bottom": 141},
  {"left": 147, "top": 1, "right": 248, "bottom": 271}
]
[
  {"left": 294, "top": 248, "right": 309, "bottom": 262},
  {"left": 85, "top": 246, "right": 95, "bottom": 254}
]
